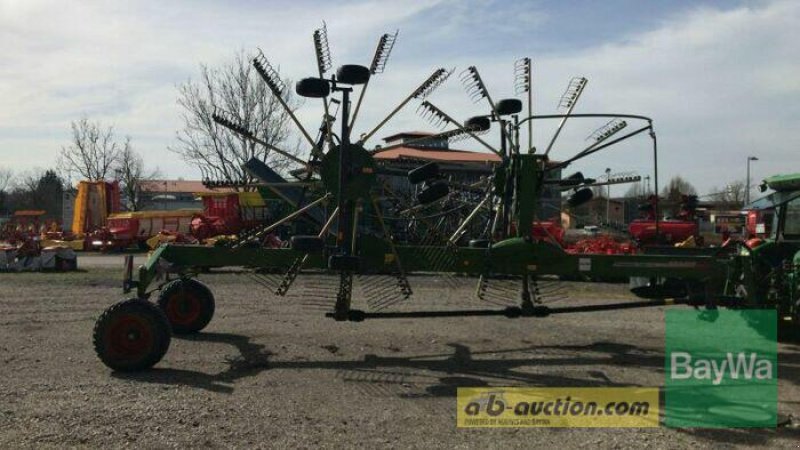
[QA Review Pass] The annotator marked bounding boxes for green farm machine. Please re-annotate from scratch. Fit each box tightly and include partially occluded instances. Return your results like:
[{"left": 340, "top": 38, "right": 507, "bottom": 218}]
[{"left": 92, "top": 27, "right": 800, "bottom": 371}]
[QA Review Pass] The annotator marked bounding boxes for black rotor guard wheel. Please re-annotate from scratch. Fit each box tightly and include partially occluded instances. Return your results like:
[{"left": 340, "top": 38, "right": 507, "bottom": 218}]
[
  {"left": 93, "top": 298, "right": 171, "bottom": 372},
  {"left": 158, "top": 278, "right": 216, "bottom": 334}
]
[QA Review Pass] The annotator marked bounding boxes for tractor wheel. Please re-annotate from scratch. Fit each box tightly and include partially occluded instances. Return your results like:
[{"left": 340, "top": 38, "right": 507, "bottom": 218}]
[
  {"left": 158, "top": 278, "right": 215, "bottom": 334},
  {"left": 93, "top": 298, "right": 171, "bottom": 372}
]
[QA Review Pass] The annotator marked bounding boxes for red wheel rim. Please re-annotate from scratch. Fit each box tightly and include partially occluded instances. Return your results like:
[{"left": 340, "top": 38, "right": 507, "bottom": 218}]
[
  {"left": 165, "top": 291, "right": 202, "bottom": 326},
  {"left": 104, "top": 314, "right": 155, "bottom": 360}
]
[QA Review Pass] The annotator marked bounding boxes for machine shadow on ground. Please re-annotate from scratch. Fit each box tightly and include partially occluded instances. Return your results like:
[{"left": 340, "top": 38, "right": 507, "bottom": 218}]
[
  {"left": 114, "top": 332, "right": 663, "bottom": 395},
  {"left": 111, "top": 330, "right": 800, "bottom": 446}
]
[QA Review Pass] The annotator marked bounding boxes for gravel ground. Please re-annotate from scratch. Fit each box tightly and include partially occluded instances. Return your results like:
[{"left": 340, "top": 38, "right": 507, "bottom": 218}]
[{"left": 1, "top": 261, "right": 799, "bottom": 448}]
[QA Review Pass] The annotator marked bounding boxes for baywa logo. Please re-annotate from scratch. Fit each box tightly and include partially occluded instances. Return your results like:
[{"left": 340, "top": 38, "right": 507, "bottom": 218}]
[
  {"left": 664, "top": 310, "right": 777, "bottom": 428},
  {"left": 670, "top": 351, "right": 774, "bottom": 386}
]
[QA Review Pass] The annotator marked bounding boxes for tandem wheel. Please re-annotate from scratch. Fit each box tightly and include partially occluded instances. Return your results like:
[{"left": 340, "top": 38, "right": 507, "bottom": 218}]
[
  {"left": 158, "top": 278, "right": 216, "bottom": 334},
  {"left": 93, "top": 298, "right": 171, "bottom": 372}
]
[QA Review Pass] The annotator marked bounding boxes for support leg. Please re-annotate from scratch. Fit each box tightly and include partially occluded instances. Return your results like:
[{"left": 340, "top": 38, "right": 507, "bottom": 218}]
[{"left": 333, "top": 271, "right": 354, "bottom": 321}]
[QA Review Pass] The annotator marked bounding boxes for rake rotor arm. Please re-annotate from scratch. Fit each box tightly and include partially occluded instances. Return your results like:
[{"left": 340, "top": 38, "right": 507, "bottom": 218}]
[
  {"left": 312, "top": 25, "right": 336, "bottom": 153},
  {"left": 357, "top": 68, "right": 451, "bottom": 146},
  {"left": 544, "top": 77, "right": 587, "bottom": 156},
  {"left": 370, "top": 196, "right": 412, "bottom": 294},
  {"left": 232, "top": 193, "right": 332, "bottom": 249},
  {"left": 212, "top": 112, "right": 311, "bottom": 169},
  {"left": 549, "top": 124, "right": 652, "bottom": 171},
  {"left": 460, "top": 66, "right": 497, "bottom": 115},
  {"left": 514, "top": 57, "right": 533, "bottom": 152},
  {"left": 350, "top": 31, "right": 398, "bottom": 131},
  {"left": 420, "top": 101, "right": 501, "bottom": 156},
  {"left": 253, "top": 49, "right": 320, "bottom": 153},
  {"left": 448, "top": 192, "right": 492, "bottom": 244}
]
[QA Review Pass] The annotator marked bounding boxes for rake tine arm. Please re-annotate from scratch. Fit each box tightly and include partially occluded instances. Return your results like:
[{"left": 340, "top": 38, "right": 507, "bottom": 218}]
[
  {"left": 253, "top": 49, "right": 320, "bottom": 153},
  {"left": 358, "top": 68, "right": 452, "bottom": 146}
]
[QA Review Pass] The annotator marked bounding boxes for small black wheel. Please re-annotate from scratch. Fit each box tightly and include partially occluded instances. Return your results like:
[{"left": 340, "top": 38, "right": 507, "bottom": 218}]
[
  {"left": 291, "top": 235, "right": 325, "bottom": 252},
  {"left": 495, "top": 98, "right": 522, "bottom": 116},
  {"left": 158, "top": 278, "right": 215, "bottom": 334},
  {"left": 408, "top": 162, "right": 439, "bottom": 185},
  {"left": 468, "top": 239, "right": 490, "bottom": 248},
  {"left": 93, "top": 298, "right": 171, "bottom": 372},
  {"left": 336, "top": 64, "right": 370, "bottom": 85},
  {"left": 417, "top": 182, "right": 449, "bottom": 204}
]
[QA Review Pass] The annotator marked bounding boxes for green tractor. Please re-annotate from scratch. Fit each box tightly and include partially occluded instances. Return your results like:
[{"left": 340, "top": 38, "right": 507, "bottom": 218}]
[{"left": 724, "top": 173, "right": 800, "bottom": 326}]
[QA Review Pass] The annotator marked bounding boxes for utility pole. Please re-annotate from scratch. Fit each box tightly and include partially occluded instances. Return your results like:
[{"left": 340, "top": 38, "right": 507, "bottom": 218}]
[
  {"left": 746, "top": 156, "right": 758, "bottom": 205},
  {"left": 605, "top": 167, "right": 611, "bottom": 225}
]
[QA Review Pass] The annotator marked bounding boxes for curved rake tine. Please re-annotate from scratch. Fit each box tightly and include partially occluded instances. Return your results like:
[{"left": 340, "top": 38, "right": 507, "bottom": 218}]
[
  {"left": 459, "top": 66, "right": 496, "bottom": 114},
  {"left": 252, "top": 49, "right": 319, "bottom": 153},
  {"left": 312, "top": 23, "right": 336, "bottom": 153},
  {"left": 418, "top": 101, "right": 500, "bottom": 156},
  {"left": 358, "top": 67, "right": 452, "bottom": 146},
  {"left": 350, "top": 30, "right": 398, "bottom": 130},
  {"left": 313, "top": 22, "right": 332, "bottom": 75},
  {"left": 578, "top": 119, "right": 628, "bottom": 156},
  {"left": 544, "top": 76, "right": 587, "bottom": 156},
  {"left": 416, "top": 102, "right": 449, "bottom": 129},
  {"left": 514, "top": 57, "right": 533, "bottom": 152},
  {"left": 212, "top": 107, "right": 310, "bottom": 168}
]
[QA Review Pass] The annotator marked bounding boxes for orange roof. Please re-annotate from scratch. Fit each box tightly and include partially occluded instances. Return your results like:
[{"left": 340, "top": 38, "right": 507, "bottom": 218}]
[
  {"left": 373, "top": 146, "right": 501, "bottom": 163},
  {"left": 139, "top": 180, "right": 235, "bottom": 194},
  {"left": 14, "top": 210, "right": 46, "bottom": 217}
]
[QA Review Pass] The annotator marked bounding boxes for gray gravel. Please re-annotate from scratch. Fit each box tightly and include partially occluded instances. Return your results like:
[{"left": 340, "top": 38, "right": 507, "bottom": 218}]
[{"left": 1, "top": 269, "right": 798, "bottom": 448}]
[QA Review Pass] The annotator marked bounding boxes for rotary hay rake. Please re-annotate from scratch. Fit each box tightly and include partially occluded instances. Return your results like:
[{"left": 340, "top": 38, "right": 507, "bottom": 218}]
[{"left": 93, "top": 26, "right": 735, "bottom": 372}]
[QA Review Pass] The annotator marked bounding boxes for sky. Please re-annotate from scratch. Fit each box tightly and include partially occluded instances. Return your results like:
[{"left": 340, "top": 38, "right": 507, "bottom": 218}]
[{"left": 1, "top": 0, "right": 798, "bottom": 196}]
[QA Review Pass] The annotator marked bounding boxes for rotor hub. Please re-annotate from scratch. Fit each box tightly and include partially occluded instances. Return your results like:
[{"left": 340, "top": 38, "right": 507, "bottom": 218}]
[{"left": 320, "top": 143, "right": 376, "bottom": 201}]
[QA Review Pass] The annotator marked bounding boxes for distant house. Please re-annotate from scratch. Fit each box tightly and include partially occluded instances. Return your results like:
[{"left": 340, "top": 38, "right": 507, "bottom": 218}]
[
  {"left": 373, "top": 131, "right": 500, "bottom": 181},
  {"left": 136, "top": 132, "right": 564, "bottom": 217},
  {"left": 373, "top": 132, "right": 562, "bottom": 219}
]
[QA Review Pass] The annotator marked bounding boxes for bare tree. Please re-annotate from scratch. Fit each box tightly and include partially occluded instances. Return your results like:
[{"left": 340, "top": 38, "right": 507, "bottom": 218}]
[
  {"left": 0, "top": 168, "right": 13, "bottom": 192},
  {"left": 170, "top": 51, "right": 301, "bottom": 190},
  {"left": 59, "top": 118, "right": 124, "bottom": 181},
  {"left": 115, "top": 144, "right": 159, "bottom": 211},
  {"left": 9, "top": 169, "right": 64, "bottom": 219},
  {"left": 661, "top": 176, "right": 697, "bottom": 198},
  {"left": 624, "top": 181, "right": 648, "bottom": 199},
  {"left": 0, "top": 168, "right": 13, "bottom": 215},
  {"left": 661, "top": 175, "right": 698, "bottom": 218},
  {"left": 708, "top": 180, "right": 746, "bottom": 209}
]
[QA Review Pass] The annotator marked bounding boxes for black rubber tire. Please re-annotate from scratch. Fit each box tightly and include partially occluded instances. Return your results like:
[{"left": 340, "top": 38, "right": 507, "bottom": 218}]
[
  {"left": 336, "top": 64, "right": 371, "bottom": 85},
  {"left": 496, "top": 98, "right": 523, "bottom": 116},
  {"left": 93, "top": 298, "right": 171, "bottom": 372},
  {"left": 469, "top": 239, "right": 491, "bottom": 248},
  {"left": 417, "top": 182, "right": 449, "bottom": 204},
  {"left": 158, "top": 279, "right": 215, "bottom": 334},
  {"left": 408, "top": 162, "right": 440, "bottom": 185},
  {"left": 291, "top": 235, "right": 325, "bottom": 252},
  {"left": 295, "top": 77, "right": 330, "bottom": 98},
  {"left": 567, "top": 187, "right": 594, "bottom": 208},
  {"left": 465, "top": 115, "right": 491, "bottom": 132}
]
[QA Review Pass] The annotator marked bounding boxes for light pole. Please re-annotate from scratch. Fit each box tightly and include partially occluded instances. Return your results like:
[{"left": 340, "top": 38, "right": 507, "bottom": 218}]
[
  {"left": 605, "top": 167, "right": 611, "bottom": 225},
  {"left": 746, "top": 156, "right": 758, "bottom": 205}
]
